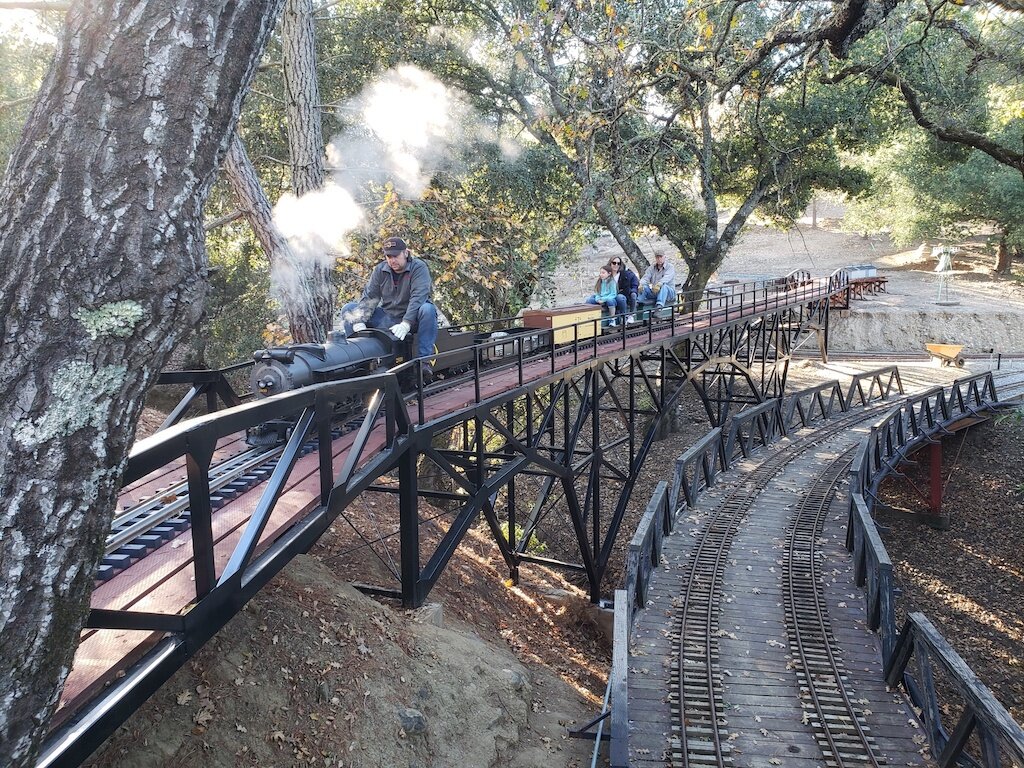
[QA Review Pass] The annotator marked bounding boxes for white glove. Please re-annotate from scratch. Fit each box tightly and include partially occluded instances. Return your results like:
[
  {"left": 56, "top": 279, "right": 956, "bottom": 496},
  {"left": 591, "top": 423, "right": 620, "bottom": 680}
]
[
  {"left": 389, "top": 321, "right": 411, "bottom": 341},
  {"left": 352, "top": 322, "right": 367, "bottom": 333}
]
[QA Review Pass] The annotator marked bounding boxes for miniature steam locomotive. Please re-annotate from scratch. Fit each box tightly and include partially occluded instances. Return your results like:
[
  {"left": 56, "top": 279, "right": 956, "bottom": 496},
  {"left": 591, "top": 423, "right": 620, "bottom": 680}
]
[{"left": 246, "top": 303, "right": 617, "bottom": 445}]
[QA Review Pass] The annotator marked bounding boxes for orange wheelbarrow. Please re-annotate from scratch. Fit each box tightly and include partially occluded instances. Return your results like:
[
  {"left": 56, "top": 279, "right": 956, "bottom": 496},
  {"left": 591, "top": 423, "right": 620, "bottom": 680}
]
[{"left": 926, "top": 343, "right": 965, "bottom": 367}]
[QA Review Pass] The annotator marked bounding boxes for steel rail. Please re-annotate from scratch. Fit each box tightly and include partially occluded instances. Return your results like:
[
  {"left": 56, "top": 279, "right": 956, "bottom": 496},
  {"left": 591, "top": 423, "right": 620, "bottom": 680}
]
[
  {"left": 784, "top": 451, "right": 881, "bottom": 768},
  {"left": 105, "top": 446, "right": 284, "bottom": 555},
  {"left": 671, "top": 403, "right": 895, "bottom": 768}
]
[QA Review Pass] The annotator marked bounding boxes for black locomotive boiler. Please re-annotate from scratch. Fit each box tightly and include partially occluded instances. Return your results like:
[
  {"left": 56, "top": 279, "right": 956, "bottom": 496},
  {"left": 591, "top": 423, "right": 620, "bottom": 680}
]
[
  {"left": 251, "top": 328, "right": 396, "bottom": 398},
  {"left": 246, "top": 325, "right": 480, "bottom": 444}
]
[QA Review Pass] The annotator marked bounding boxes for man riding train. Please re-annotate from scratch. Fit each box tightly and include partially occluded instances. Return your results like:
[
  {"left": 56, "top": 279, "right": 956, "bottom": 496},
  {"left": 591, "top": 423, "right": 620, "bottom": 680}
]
[{"left": 340, "top": 236, "right": 439, "bottom": 375}]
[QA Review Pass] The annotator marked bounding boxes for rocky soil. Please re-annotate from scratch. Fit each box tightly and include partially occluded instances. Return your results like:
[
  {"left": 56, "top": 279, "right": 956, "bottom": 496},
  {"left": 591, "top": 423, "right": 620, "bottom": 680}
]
[{"left": 86, "top": 556, "right": 592, "bottom": 768}]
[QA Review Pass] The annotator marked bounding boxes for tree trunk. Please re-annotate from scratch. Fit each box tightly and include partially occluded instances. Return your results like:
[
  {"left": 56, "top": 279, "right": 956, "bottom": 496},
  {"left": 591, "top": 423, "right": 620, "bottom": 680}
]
[
  {"left": 223, "top": 136, "right": 332, "bottom": 343},
  {"left": 0, "top": 2, "right": 284, "bottom": 766},
  {"left": 995, "top": 232, "right": 1012, "bottom": 274},
  {"left": 682, "top": 247, "right": 719, "bottom": 309},
  {"left": 279, "top": 0, "right": 335, "bottom": 342},
  {"left": 282, "top": 0, "right": 324, "bottom": 195}
]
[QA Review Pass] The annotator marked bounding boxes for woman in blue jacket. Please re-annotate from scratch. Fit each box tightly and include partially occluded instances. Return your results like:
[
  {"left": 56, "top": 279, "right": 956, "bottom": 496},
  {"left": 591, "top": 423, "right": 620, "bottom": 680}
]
[{"left": 586, "top": 264, "right": 626, "bottom": 325}]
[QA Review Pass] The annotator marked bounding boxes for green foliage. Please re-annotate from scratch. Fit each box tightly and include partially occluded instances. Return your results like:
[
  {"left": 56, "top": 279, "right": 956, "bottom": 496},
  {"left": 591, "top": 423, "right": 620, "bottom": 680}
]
[
  {"left": 185, "top": 223, "right": 275, "bottom": 368},
  {"left": 346, "top": 144, "right": 584, "bottom": 323},
  {"left": 0, "top": 21, "right": 57, "bottom": 170},
  {"left": 499, "top": 521, "right": 546, "bottom": 555},
  {"left": 844, "top": 129, "right": 1024, "bottom": 248}
]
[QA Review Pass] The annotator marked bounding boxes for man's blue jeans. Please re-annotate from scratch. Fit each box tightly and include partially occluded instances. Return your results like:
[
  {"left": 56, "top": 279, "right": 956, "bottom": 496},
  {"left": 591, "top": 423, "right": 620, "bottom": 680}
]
[
  {"left": 638, "top": 284, "right": 676, "bottom": 307},
  {"left": 340, "top": 301, "right": 439, "bottom": 360}
]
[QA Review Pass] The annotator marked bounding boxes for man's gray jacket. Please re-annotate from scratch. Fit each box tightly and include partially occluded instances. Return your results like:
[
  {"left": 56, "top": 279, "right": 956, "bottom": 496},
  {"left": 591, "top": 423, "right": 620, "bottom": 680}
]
[
  {"left": 355, "top": 257, "right": 433, "bottom": 325},
  {"left": 640, "top": 260, "right": 676, "bottom": 290}
]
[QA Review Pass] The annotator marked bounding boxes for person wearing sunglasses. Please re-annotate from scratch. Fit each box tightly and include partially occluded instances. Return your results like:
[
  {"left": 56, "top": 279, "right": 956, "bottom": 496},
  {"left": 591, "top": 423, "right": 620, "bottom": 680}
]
[
  {"left": 609, "top": 257, "right": 639, "bottom": 324},
  {"left": 340, "top": 236, "right": 438, "bottom": 362}
]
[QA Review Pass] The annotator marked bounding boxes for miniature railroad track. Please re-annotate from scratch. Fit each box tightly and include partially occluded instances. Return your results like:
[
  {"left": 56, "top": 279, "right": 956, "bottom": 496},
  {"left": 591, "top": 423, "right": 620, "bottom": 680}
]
[
  {"left": 669, "top": 405, "right": 887, "bottom": 768},
  {"left": 783, "top": 450, "right": 882, "bottom": 768},
  {"left": 100, "top": 412, "right": 368, "bottom": 580}
]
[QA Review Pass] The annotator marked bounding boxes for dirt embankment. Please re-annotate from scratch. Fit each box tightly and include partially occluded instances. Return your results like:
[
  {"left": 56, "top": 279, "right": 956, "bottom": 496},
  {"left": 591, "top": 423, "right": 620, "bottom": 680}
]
[{"left": 86, "top": 556, "right": 592, "bottom": 768}]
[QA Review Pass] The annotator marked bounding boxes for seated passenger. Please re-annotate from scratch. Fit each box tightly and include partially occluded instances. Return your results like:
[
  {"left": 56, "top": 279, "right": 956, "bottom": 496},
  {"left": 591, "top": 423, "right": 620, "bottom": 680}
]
[
  {"left": 585, "top": 264, "right": 626, "bottom": 326},
  {"left": 610, "top": 257, "right": 639, "bottom": 324},
  {"left": 638, "top": 251, "right": 677, "bottom": 310},
  {"left": 340, "top": 236, "right": 438, "bottom": 360}
]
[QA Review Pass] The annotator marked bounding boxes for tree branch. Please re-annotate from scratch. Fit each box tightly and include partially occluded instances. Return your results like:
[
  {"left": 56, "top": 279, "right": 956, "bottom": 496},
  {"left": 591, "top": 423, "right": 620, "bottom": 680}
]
[{"left": 826, "top": 65, "right": 1024, "bottom": 174}]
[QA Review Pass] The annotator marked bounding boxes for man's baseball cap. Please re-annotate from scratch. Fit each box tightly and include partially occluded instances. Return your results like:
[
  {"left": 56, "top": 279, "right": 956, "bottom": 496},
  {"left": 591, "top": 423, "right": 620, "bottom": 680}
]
[{"left": 382, "top": 237, "right": 408, "bottom": 255}]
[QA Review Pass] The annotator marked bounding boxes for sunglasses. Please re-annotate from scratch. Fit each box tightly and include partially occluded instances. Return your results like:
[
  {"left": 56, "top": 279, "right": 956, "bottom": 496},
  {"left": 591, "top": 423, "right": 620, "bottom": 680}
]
[{"left": 611, "top": 260, "right": 621, "bottom": 265}]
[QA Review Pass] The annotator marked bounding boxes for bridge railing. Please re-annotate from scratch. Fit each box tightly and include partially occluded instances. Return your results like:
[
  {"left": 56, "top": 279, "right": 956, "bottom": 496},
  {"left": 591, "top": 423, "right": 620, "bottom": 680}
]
[
  {"left": 828, "top": 267, "right": 851, "bottom": 309},
  {"left": 781, "top": 379, "right": 847, "bottom": 430},
  {"left": 103, "top": 372, "right": 409, "bottom": 614},
  {"left": 406, "top": 275, "right": 843, "bottom": 425},
  {"left": 153, "top": 361, "right": 254, "bottom": 431},
  {"left": 845, "top": 371, "right": 1024, "bottom": 767},
  {"left": 884, "top": 613, "right": 1024, "bottom": 768},
  {"left": 44, "top": 372, "right": 415, "bottom": 768},
  {"left": 670, "top": 427, "right": 725, "bottom": 512},
  {"left": 845, "top": 365, "right": 904, "bottom": 409},
  {"left": 723, "top": 398, "right": 786, "bottom": 466}
]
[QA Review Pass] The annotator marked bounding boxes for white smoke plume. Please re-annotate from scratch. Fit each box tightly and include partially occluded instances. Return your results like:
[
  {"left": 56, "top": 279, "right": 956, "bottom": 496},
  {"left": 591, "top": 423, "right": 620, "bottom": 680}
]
[
  {"left": 268, "top": 65, "right": 516, "bottom": 309},
  {"left": 270, "top": 182, "right": 364, "bottom": 311},
  {"left": 328, "top": 65, "right": 478, "bottom": 198}
]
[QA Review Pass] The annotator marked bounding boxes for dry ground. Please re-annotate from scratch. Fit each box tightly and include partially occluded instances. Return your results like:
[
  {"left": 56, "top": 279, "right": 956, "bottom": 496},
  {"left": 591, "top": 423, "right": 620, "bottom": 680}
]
[{"left": 878, "top": 415, "right": 1024, "bottom": 726}]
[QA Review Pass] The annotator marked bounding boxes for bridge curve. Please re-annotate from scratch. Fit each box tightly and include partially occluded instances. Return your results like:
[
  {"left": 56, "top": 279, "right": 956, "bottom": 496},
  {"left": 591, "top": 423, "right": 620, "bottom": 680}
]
[{"left": 608, "top": 368, "right": 1024, "bottom": 768}]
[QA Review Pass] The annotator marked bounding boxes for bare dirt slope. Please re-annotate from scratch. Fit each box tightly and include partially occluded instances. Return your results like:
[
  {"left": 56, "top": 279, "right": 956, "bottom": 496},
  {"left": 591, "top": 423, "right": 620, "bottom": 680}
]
[{"left": 86, "top": 556, "right": 593, "bottom": 768}]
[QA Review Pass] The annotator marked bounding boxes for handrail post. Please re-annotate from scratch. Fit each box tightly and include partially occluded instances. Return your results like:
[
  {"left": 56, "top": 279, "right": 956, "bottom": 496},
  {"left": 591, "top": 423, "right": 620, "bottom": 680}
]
[
  {"left": 474, "top": 348, "right": 481, "bottom": 404},
  {"left": 185, "top": 435, "right": 217, "bottom": 598}
]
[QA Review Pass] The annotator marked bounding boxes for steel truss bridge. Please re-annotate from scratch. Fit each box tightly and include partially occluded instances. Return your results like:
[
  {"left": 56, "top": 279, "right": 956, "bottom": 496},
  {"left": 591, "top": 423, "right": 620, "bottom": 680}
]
[{"left": 39, "top": 271, "right": 849, "bottom": 767}]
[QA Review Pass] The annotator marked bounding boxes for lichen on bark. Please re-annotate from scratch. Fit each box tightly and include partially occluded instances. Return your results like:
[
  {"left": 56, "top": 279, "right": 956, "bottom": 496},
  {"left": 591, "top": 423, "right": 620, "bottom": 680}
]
[{"left": 73, "top": 300, "right": 145, "bottom": 339}]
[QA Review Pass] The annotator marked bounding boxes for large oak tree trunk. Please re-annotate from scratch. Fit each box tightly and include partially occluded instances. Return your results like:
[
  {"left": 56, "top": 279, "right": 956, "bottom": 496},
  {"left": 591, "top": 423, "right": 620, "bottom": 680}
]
[{"left": 0, "top": 2, "right": 284, "bottom": 765}]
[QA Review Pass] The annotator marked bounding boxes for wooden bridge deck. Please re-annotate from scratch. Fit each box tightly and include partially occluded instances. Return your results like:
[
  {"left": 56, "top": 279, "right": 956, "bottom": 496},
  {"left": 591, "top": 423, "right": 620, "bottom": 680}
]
[{"left": 626, "top": 368, "right": 1024, "bottom": 767}]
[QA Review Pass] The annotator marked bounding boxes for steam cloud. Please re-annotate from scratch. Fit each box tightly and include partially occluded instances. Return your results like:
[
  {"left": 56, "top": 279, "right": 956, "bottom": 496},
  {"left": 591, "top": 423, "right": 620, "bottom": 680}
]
[
  {"left": 269, "top": 65, "right": 514, "bottom": 313},
  {"left": 327, "top": 65, "right": 480, "bottom": 197}
]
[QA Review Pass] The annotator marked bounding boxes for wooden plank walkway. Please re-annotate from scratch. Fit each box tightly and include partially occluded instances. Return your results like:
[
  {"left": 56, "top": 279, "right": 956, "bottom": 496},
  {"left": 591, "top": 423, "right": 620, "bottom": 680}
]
[{"left": 629, "top": 421, "right": 931, "bottom": 766}]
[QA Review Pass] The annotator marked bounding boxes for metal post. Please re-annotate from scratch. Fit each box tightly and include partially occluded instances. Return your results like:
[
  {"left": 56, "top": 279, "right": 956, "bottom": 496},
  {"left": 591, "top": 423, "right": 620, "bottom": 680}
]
[
  {"left": 318, "top": 394, "right": 333, "bottom": 504},
  {"left": 399, "top": 448, "right": 420, "bottom": 607},
  {"left": 474, "top": 347, "right": 481, "bottom": 404},
  {"left": 185, "top": 436, "right": 217, "bottom": 598},
  {"left": 929, "top": 441, "right": 942, "bottom": 517},
  {"left": 591, "top": 369, "right": 601, "bottom": 563}
]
